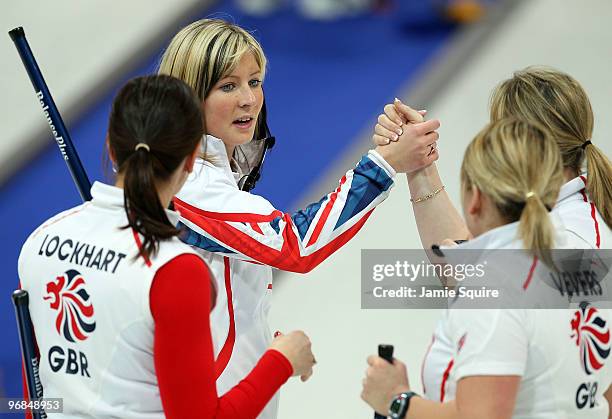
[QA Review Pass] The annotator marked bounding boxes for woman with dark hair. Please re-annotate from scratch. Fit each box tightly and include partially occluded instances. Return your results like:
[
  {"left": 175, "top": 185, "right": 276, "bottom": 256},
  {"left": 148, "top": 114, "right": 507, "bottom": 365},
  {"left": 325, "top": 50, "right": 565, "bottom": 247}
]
[{"left": 17, "top": 74, "right": 315, "bottom": 418}]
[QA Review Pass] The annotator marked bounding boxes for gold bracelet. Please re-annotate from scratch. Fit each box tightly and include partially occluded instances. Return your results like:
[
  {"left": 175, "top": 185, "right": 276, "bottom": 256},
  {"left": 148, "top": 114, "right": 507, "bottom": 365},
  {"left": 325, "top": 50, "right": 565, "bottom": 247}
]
[{"left": 410, "top": 185, "right": 445, "bottom": 203}]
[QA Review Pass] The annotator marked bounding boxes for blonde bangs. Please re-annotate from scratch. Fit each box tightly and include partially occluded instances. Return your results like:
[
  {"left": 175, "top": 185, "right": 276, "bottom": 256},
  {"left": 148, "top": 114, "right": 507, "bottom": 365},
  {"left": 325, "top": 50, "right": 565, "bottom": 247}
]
[
  {"left": 159, "top": 19, "right": 267, "bottom": 101},
  {"left": 211, "top": 32, "right": 267, "bottom": 83}
]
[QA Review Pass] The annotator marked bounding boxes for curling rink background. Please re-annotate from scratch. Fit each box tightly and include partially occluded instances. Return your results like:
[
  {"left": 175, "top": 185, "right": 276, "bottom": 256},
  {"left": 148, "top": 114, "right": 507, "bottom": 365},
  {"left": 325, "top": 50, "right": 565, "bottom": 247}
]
[
  {"left": 1, "top": 0, "right": 460, "bottom": 400},
  {"left": 271, "top": 1, "right": 612, "bottom": 417},
  {"left": 1, "top": 1, "right": 612, "bottom": 418}
]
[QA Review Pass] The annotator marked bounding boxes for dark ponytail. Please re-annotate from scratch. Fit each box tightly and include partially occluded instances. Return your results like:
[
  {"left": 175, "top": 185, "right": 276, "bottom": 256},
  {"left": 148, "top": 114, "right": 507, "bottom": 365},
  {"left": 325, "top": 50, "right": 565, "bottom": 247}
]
[{"left": 108, "top": 75, "right": 204, "bottom": 259}]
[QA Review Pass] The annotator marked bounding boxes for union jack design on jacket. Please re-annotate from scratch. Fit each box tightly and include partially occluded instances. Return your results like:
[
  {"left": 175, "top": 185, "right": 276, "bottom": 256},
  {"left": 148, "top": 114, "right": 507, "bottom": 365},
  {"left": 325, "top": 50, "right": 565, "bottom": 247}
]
[{"left": 174, "top": 135, "right": 396, "bottom": 419}]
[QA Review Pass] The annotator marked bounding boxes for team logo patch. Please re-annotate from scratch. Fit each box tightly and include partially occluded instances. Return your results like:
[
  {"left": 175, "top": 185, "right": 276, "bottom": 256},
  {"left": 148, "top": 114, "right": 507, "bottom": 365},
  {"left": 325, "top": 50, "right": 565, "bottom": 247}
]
[
  {"left": 571, "top": 304, "right": 610, "bottom": 375},
  {"left": 44, "top": 269, "right": 96, "bottom": 342}
]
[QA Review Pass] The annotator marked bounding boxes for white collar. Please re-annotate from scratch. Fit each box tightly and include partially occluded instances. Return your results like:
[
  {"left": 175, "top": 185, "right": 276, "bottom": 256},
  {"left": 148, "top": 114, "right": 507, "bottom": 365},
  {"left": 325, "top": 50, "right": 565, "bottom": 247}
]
[
  {"left": 557, "top": 175, "right": 587, "bottom": 204},
  {"left": 90, "top": 181, "right": 124, "bottom": 209},
  {"left": 201, "top": 135, "right": 230, "bottom": 167},
  {"left": 454, "top": 212, "right": 570, "bottom": 251},
  {"left": 90, "top": 181, "right": 180, "bottom": 226},
  {"left": 457, "top": 221, "right": 523, "bottom": 250},
  {"left": 200, "top": 134, "right": 243, "bottom": 182}
]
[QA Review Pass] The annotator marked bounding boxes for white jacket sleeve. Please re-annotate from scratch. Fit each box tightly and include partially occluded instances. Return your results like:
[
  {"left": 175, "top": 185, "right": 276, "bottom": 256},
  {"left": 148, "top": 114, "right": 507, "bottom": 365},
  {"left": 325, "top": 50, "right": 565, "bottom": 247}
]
[{"left": 448, "top": 309, "right": 528, "bottom": 380}]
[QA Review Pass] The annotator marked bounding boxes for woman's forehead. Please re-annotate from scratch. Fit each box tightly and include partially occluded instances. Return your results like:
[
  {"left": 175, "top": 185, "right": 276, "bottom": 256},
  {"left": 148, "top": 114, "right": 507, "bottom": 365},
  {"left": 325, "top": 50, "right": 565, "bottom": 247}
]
[{"left": 223, "top": 53, "right": 262, "bottom": 78}]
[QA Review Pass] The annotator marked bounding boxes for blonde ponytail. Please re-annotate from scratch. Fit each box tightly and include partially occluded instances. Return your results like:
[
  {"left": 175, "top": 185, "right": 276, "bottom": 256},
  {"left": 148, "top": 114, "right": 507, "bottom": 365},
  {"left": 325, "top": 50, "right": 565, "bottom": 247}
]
[
  {"left": 461, "top": 118, "right": 564, "bottom": 267},
  {"left": 490, "top": 66, "right": 611, "bottom": 230},
  {"left": 518, "top": 192, "right": 556, "bottom": 268}
]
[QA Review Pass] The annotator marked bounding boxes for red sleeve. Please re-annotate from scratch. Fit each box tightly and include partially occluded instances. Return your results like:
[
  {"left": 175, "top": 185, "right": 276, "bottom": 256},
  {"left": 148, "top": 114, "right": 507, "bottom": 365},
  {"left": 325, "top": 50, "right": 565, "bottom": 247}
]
[{"left": 150, "top": 254, "right": 292, "bottom": 419}]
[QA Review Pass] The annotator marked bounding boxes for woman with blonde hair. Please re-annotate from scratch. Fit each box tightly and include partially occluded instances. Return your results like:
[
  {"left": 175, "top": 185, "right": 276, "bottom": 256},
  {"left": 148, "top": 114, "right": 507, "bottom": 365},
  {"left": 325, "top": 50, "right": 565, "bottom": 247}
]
[
  {"left": 376, "top": 66, "right": 612, "bottom": 250},
  {"left": 158, "top": 18, "right": 441, "bottom": 418},
  {"left": 361, "top": 118, "right": 612, "bottom": 419},
  {"left": 372, "top": 66, "right": 612, "bottom": 412},
  {"left": 489, "top": 66, "right": 611, "bottom": 247}
]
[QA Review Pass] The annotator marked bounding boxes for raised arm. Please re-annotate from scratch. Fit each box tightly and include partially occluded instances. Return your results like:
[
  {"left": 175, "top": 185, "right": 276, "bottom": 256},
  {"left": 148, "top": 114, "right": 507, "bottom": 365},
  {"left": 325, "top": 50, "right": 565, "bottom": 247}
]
[
  {"left": 407, "top": 165, "right": 471, "bottom": 248},
  {"left": 374, "top": 99, "right": 471, "bottom": 248},
  {"left": 175, "top": 118, "right": 441, "bottom": 273}
]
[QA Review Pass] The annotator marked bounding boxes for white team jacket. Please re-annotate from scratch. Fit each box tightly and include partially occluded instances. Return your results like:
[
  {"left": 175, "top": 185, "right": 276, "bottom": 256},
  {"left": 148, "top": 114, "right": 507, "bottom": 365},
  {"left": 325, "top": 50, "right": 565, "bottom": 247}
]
[
  {"left": 555, "top": 175, "right": 611, "bottom": 249},
  {"left": 174, "top": 135, "right": 396, "bottom": 419},
  {"left": 422, "top": 221, "right": 612, "bottom": 418},
  {"left": 422, "top": 176, "right": 612, "bottom": 415},
  {"left": 18, "top": 182, "right": 198, "bottom": 418}
]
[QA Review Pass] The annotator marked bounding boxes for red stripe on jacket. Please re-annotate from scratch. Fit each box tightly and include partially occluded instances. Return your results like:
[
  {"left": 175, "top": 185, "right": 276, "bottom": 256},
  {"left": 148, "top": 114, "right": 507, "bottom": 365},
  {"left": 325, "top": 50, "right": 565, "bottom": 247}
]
[
  {"left": 522, "top": 256, "right": 538, "bottom": 290},
  {"left": 307, "top": 175, "right": 347, "bottom": 247},
  {"left": 177, "top": 203, "right": 374, "bottom": 274},
  {"left": 440, "top": 358, "right": 455, "bottom": 402},
  {"left": 132, "top": 229, "right": 152, "bottom": 267},
  {"left": 174, "top": 198, "right": 283, "bottom": 223},
  {"left": 579, "top": 176, "right": 601, "bottom": 248},
  {"left": 215, "top": 257, "right": 236, "bottom": 378},
  {"left": 250, "top": 222, "right": 264, "bottom": 235}
]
